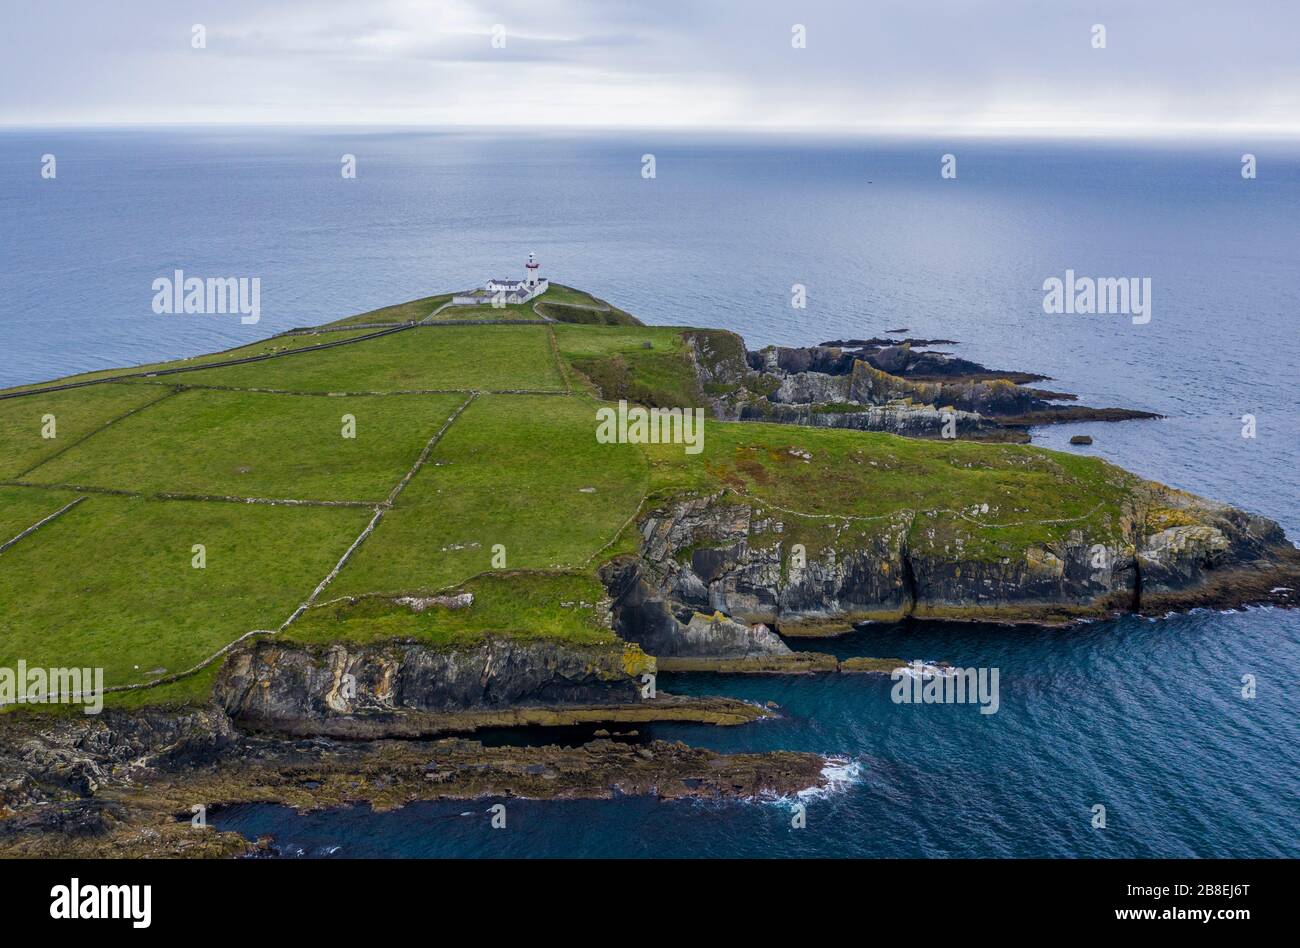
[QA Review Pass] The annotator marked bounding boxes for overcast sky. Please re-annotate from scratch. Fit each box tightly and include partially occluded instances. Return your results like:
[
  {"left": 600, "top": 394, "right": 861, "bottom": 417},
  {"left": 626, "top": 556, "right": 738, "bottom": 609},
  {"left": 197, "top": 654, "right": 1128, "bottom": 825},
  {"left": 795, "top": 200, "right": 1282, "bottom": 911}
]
[{"left": 3, "top": 0, "right": 1298, "bottom": 136}]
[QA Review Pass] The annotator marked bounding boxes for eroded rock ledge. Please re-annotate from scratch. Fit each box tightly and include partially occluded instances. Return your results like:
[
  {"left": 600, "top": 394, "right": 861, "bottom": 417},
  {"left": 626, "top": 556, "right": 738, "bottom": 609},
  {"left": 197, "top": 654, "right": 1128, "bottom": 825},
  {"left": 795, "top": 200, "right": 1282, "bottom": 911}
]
[
  {"left": 213, "top": 637, "right": 773, "bottom": 737},
  {"left": 0, "top": 708, "right": 828, "bottom": 858}
]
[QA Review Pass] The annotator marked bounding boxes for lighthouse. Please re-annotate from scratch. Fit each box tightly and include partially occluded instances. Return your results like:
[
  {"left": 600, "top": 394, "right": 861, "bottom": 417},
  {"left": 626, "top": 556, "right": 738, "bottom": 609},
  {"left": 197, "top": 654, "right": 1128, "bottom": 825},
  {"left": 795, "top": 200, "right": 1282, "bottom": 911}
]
[{"left": 451, "top": 252, "right": 549, "bottom": 306}]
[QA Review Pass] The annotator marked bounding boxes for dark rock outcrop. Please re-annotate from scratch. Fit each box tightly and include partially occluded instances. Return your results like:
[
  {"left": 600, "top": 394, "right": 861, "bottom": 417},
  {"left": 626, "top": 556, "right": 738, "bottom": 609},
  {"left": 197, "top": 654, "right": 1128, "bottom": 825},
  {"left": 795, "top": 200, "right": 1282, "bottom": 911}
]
[
  {"left": 685, "top": 330, "right": 1157, "bottom": 441},
  {"left": 599, "top": 556, "right": 790, "bottom": 657},
  {"left": 741, "top": 400, "right": 1007, "bottom": 440},
  {"left": 602, "top": 486, "right": 1300, "bottom": 643},
  {"left": 0, "top": 705, "right": 830, "bottom": 858},
  {"left": 0, "top": 707, "right": 237, "bottom": 814}
]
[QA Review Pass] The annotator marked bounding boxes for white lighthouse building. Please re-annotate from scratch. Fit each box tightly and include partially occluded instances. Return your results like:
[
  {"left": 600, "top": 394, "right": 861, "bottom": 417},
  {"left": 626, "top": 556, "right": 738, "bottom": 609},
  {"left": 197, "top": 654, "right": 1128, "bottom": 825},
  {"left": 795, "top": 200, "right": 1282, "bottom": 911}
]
[{"left": 453, "top": 252, "right": 550, "bottom": 306}]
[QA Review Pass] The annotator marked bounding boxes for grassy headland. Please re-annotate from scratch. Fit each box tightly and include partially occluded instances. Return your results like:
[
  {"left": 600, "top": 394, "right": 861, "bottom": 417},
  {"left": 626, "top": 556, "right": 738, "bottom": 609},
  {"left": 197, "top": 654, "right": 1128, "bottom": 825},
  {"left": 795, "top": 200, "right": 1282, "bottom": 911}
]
[{"left": 0, "top": 284, "right": 1278, "bottom": 710}]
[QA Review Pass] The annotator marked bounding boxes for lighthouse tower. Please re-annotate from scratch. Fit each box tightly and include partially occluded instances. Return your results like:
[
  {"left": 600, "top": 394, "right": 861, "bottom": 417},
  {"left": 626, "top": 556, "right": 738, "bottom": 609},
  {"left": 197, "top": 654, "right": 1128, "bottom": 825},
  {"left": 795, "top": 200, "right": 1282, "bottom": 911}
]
[{"left": 525, "top": 251, "right": 540, "bottom": 289}]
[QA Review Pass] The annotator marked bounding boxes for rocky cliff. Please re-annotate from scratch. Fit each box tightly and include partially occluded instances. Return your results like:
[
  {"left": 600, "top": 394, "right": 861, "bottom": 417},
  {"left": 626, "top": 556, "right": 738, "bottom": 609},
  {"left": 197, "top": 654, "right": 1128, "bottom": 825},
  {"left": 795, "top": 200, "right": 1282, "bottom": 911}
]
[
  {"left": 214, "top": 637, "right": 646, "bottom": 733},
  {"left": 210, "top": 636, "right": 779, "bottom": 737},
  {"left": 603, "top": 483, "right": 1299, "bottom": 644}
]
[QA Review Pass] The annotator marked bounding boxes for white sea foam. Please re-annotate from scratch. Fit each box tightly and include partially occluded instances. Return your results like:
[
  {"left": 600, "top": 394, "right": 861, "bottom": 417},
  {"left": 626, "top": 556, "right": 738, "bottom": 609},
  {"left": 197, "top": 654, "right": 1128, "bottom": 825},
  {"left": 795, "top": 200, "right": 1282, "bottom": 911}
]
[
  {"left": 752, "top": 755, "right": 865, "bottom": 806},
  {"left": 798, "top": 756, "right": 864, "bottom": 800},
  {"left": 891, "top": 661, "right": 955, "bottom": 680}
]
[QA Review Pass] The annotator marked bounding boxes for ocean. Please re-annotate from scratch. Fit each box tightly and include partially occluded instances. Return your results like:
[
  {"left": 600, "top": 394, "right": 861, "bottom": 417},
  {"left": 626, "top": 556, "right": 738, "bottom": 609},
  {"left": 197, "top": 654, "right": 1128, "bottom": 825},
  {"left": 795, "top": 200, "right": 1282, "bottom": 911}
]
[{"left": 1, "top": 128, "right": 1296, "bottom": 857}]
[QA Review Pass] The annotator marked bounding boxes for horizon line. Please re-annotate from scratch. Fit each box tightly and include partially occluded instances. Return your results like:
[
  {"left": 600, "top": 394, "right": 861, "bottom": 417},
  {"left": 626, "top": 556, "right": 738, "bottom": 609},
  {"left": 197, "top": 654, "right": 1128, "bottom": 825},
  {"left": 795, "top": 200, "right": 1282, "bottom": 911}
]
[{"left": 3, "top": 120, "right": 1300, "bottom": 143}]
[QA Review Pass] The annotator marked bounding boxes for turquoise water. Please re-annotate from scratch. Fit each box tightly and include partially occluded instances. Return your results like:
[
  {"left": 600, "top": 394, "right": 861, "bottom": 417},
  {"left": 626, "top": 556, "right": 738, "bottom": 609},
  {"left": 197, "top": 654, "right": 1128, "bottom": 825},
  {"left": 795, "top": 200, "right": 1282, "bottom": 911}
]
[{"left": 1, "top": 129, "right": 1296, "bottom": 856}]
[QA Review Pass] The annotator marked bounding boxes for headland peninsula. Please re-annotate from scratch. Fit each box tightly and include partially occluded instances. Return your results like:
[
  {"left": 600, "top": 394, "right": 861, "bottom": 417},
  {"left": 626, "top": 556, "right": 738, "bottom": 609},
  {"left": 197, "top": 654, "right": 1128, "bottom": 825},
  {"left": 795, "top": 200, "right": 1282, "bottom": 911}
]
[{"left": 1, "top": 279, "right": 1295, "bottom": 857}]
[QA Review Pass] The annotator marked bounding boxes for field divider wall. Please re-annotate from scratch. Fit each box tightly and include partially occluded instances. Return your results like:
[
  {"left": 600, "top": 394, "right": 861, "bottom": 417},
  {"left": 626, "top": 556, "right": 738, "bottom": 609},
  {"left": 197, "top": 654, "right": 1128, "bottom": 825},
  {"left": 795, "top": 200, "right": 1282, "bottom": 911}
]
[
  {"left": 279, "top": 392, "right": 479, "bottom": 630},
  {"left": 0, "top": 496, "right": 87, "bottom": 556},
  {"left": 12, "top": 386, "right": 181, "bottom": 480}
]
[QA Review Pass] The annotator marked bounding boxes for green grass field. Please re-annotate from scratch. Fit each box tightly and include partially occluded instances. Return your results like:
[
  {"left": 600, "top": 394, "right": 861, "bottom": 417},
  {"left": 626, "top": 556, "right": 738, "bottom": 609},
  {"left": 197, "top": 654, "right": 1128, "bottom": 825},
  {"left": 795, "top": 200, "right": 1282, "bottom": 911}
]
[
  {"left": 286, "top": 571, "right": 616, "bottom": 648},
  {"left": 538, "top": 284, "right": 604, "bottom": 307},
  {"left": 321, "top": 294, "right": 453, "bottom": 327},
  {"left": 553, "top": 323, "right": 706, "bottom": 406},
  {"left": 426, "top": 301, "right": 545, "bottom": 322},
  {"left": 0, "top": 494, "right": 371, "bottom": 692},
  {"left": 0, "top": 486, "right": 80, "bottom": 544},
  {"left": 329, "top": 393, "right": 649, "bottom": 597},
  {"left": 0, "top": 384, "right": 171, "bottom": 480},
  {"left": 0, "top": 329, "right": 385, "bottom": 395},
  {"left": 641, "top": 417, "right": 1135, "bottom": 561},
  {"left": 536, "top": 284, "right": 640, "bottom": 325},
  {"left": 24, "top": 389, "right": 466, "bottom": 502},
  {"left": 174, "top": 325, "right": 565, "bottom": 393}
]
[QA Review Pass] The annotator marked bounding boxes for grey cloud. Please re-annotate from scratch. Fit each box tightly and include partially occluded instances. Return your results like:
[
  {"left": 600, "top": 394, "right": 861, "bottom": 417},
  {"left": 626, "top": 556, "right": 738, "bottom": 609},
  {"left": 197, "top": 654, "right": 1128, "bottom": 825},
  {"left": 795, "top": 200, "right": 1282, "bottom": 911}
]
[{"left": 0, "top": 0, "right": 1296, "bottom": 133}]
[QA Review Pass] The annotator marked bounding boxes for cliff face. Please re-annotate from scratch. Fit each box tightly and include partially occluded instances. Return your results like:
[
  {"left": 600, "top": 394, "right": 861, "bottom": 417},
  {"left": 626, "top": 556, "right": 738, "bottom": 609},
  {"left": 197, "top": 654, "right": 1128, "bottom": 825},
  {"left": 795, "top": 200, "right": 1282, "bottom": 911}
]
[
  {"left": 1130, "top": 490, "right": 1296, "bottom": 610},
  {"left": 599, "top": 556, "right": 792, "bottom": 658},
  {"left": 214, "top": 637, "right": 653, "bottom": 730},
  {"left": 603, "top": 485, "right": 1299, "bottom": 644},
  {"left": 740, "top": 400, "right": 997, "bottom": 440}
]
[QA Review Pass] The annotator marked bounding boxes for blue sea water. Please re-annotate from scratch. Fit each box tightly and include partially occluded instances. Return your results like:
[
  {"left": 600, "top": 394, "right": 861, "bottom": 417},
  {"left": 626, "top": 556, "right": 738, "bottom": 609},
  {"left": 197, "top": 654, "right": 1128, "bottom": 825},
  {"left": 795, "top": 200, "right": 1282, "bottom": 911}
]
[
  {"left": 1, "top": 128, "right": 1296, "bottom": 857},
  {"left": 216, "top": 611, "right": 1300, "bottom": 858}
]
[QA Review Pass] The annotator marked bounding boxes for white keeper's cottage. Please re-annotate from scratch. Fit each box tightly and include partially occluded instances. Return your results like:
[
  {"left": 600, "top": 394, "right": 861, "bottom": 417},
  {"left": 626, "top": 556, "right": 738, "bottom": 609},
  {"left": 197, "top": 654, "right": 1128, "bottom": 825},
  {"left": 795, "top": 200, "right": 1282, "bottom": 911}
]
[{"left": 452, "top": 252, "right": 550, "bottom": 306}]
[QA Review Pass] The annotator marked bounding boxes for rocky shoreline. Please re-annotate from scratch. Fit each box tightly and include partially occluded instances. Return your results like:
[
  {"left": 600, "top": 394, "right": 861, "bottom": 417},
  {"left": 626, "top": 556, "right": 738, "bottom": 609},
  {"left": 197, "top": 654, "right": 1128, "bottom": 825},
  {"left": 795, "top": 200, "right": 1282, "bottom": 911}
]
[
  {"left": 0, "top": 706, "right": 830, "bottom": 858},
  {"left": 0, "top": 621, "right": 894, "bottom": 857},
  {"left": 684, "top": 330, "right": 1160, "bottom": 442}
]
